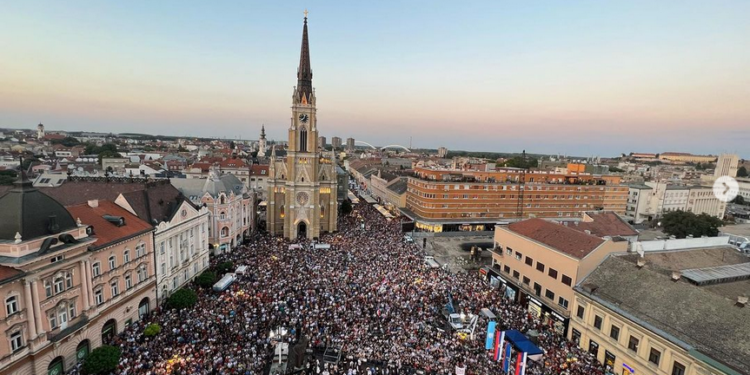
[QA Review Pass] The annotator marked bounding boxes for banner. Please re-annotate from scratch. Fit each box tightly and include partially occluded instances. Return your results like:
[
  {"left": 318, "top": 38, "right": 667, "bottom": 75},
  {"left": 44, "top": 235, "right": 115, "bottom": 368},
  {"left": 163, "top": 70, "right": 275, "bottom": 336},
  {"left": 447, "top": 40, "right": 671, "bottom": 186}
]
[
  {"left": 502, "top": 339, "right": 512, "bottom": 372},
  {"left": 519, "top": 352, "right": 528, "bottom": 375},
  {"left": 515, "top": 352, "right": 523, "bottom": 375},
  {"left": 485, "top": 321, "right": 496, "bottom": 350}
]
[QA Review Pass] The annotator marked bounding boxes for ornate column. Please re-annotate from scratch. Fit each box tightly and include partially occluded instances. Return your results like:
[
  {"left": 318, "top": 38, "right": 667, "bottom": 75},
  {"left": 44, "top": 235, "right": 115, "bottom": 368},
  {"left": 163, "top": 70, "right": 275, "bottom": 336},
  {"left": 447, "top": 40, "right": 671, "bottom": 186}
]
[
  {"left": 30, "top": 280, "right": 44, "bottom": 335},
  {"left": 80, "top": 260, "right": 91, "bottom": 311},
  {"left": 23, "top": 281, "right": 37, "bottom": 338}
]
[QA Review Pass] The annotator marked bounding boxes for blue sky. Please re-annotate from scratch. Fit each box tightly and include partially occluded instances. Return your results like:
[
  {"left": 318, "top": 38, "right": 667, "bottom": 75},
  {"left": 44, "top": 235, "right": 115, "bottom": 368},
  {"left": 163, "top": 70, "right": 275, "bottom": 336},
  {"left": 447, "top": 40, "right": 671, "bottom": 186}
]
[{"left": 1, "top": 1, "right": 749, "bottom": 157}]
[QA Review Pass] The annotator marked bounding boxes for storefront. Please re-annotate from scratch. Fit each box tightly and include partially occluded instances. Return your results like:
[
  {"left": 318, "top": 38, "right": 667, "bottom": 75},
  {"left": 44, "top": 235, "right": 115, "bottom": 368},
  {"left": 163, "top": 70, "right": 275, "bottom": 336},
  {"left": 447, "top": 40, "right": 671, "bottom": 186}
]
[
  {"left": 525, "top": 296, "right": 569, "bottom": 335},
  {"left": 484, "top": 268, "right": 518, "bottom": 301}
]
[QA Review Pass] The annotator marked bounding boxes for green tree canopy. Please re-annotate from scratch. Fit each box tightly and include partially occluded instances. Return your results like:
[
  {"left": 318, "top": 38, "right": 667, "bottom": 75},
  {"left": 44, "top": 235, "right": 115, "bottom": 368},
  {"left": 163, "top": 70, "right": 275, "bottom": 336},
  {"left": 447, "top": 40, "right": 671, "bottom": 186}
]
[
  {"left": 660, "top": 210, "right": 723, "bottom": 239},
  {"left": 738, "top": 166, "right": 748, "bottom": 178},
  {"left": 196, "top": 271, "right": 217, "bottom": 288},
  {"left": 167, "top": 288, "right": 198, "bottom": 310},
  {"left": 51, "top": 136, "right": 81, "bottom": 147},
  {"left": 502, "top": 156, "right": 538, "bottom": 169},
  {"left": 340, "top": 199, "right": 353, "bottom": 215},
  {"left": 144, "top": 323, "right": 161, "bottom": 337},
  {"left": 216, "top": 261, "right": 234, "bottom": 274},
  {"left": 82, "top": 345, "right": 121, "bottom": 375}
]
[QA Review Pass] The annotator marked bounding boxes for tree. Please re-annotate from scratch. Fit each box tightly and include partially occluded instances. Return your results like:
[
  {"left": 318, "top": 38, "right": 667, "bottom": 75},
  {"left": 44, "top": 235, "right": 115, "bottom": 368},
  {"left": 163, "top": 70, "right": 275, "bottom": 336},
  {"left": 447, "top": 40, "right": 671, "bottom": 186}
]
[
  {"left": 229, "top": 141, "right": 236, "bottom": 150},
  {"left": 166, "top": 288, "right": 198, "bottom": 310},
  {"left": 51, "top": 136, "right": 81, "bottom": 147},
  {"left": 0, "top": 170, "right": 17, "bottom": 185},
  {"left": 196, "top": 271, "right": 217, "bottom": 288},
  {"left": 82, "top": 345, "right": 121, "bottom": 375},
  {"left": 217, "top": 261, "right": 234, "bottom": 274},
  {"left": 660, "top": 211, "right": 723, "bottom": 239},
  {"left": 608, "top": 166, "right": 625, "bottom": 173},
  {"left": 738, "top": 166, "right": 748, "bottom": 178},
  {"left": 503, "top": 156, "right": 538, "bottom": 169},
  {"left": 144, "top": 323, "right": 161, "bottom": 337},
  {"left": 340, "top": 199, "right": 353, "bottom": 215}
]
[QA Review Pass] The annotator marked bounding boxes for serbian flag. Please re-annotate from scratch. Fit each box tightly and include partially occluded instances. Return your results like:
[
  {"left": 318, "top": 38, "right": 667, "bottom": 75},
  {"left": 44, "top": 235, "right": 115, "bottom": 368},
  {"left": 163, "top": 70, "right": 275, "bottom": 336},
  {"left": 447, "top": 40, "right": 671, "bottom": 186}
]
[
  {"left": 502, "top": 341, "right": 512, "bottom": 372},
  {"left": 515, "top": 352, "right": 523, "bottom": 375},
  {"left": 485, "top": 321, "right": 496, "bottom": 350},
  {"left": 518, "top": 352, "right": 528, "bottom": 375},
  {"left": 493, "top": 330, "right": 505, "bottom": 361}
]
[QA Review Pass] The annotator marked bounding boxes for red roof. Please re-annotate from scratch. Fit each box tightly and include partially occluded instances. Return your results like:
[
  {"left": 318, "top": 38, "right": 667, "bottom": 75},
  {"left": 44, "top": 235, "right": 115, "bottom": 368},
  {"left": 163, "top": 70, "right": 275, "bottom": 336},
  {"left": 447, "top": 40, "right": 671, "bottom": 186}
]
[
  {"left": 217, "top": 158, "right": 246, "bottom": 168},
  {"left": 507, "top": 218, "right": 605, "bottom": 259},
  {"left": 250, "top": 164, "right": 269, "bottom": 176},
  {"left": 0, "top": 265, "right": 23, "bottom": 283},
  {"left": 66, "top": 201, "right": 152, "bottom": 248},
  {"left": 572, "top": 211, "right": 638, "bottom": 237}
]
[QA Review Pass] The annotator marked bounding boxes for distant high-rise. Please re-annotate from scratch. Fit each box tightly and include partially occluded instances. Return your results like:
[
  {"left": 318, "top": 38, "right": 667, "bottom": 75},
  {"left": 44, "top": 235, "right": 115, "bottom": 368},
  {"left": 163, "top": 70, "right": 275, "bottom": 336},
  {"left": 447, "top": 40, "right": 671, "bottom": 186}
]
[
  {"left": 346, "top": 137, "right": 355, "bottom": 152},
  {"left": 331, "top": 137, "right": 342, "bottom": 149},
  {"left": 37, "top": 123, "right": 44, "bottom": 140},
  {"left": 437, "top": 147, "right": 448, "bottom": 158},
  {"left": 714, "top": 153, "right": 739, "bottom": 177},
  {"left": 318, "top": 136, "right": 327, "bottom": 149}
]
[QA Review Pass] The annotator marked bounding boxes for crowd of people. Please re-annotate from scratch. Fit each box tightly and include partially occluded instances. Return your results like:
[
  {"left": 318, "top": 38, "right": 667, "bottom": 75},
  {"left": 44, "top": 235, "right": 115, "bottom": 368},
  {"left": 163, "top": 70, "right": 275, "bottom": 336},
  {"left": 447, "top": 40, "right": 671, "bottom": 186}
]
[{"left": 71, "top": 199, "right": 610, "bottom": 375}]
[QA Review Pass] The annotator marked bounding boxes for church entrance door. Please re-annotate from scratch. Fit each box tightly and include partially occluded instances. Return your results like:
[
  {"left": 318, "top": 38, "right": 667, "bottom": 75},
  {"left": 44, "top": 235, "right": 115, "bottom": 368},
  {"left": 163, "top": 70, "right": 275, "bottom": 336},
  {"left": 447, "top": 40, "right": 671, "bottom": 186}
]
[{"left": 297, "top": 222, "right": 307, "bottom": 239}]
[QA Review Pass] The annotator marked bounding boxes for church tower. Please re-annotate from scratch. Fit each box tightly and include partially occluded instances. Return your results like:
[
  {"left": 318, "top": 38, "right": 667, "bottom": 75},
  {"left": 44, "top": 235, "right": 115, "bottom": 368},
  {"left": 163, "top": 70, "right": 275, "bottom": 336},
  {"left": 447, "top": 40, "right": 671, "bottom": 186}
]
[
  {"left": 258, "top": 124, "right": 267, "bottom": 158},
  {"left": 267, "top": 12, "right": 338, "bottom": 240}
]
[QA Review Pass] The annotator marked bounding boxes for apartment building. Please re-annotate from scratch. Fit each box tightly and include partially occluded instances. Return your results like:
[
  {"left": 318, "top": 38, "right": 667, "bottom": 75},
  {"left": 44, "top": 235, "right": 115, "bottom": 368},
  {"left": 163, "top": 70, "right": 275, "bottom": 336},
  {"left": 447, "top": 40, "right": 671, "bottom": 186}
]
[
  {"left": 488, "top": 215, "right": 632, "bottom": 334},
  {"left": 625, "top": 183, "right": 726, "bottom": 224},
  {"left": 0, "top": 178, "right": 155, "bottom": 375},
  {"left": 404, "top": 167, "right": 628, "bottom": 232},
  {"left": 572, "top": 247, "right": 749, "bottom": 375}
]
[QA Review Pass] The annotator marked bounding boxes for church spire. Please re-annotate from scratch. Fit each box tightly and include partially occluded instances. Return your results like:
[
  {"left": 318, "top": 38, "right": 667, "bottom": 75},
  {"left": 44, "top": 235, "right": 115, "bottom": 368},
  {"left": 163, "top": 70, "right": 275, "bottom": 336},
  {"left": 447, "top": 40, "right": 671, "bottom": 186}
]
[
  {"left": 260, "top": 124, "right": 266, "bottom": 139},
  {"left": 296, "top": 10, "right": 313, "bottom": 102}
]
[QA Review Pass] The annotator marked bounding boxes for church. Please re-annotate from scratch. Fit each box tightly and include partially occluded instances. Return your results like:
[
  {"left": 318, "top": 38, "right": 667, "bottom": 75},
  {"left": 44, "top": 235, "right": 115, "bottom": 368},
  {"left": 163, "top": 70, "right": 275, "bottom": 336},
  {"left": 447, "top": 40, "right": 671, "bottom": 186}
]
[{"left": 267, "top": 13, "right": 338, "bottom": 240}]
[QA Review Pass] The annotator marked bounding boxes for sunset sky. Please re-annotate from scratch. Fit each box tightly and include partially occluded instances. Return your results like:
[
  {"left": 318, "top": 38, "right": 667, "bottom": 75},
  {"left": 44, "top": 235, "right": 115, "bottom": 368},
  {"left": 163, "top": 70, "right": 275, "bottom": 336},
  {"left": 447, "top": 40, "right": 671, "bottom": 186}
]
[{"left": 1, "top": 1, "right": 749, "bottom": 157}]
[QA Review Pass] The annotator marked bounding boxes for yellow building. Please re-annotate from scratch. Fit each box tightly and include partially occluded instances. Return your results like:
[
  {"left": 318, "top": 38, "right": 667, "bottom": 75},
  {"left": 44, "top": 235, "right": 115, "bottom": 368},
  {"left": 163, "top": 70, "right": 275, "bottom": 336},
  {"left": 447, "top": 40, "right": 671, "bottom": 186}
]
[
  {"left": 571, "top": 248, "right": 749, "bottom": 375},
  {"left": 488, "top": 213, "right": 633, "bottom": 333}
]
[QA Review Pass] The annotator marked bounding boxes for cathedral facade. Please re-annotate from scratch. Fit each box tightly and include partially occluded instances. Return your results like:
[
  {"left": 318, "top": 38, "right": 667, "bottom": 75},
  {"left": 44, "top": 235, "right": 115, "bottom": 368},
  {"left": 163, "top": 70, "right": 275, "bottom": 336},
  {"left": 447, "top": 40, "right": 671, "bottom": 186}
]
[{"left": 267, "top": 15, "right": 338, "bottom": 240}]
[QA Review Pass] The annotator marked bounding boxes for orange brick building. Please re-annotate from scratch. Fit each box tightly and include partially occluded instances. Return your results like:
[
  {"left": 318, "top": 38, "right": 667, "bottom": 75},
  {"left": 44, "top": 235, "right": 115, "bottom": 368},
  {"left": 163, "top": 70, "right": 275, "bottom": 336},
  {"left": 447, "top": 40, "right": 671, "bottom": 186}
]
[{"left": 403, "top": 167, "right": 627, "bottom": 232}]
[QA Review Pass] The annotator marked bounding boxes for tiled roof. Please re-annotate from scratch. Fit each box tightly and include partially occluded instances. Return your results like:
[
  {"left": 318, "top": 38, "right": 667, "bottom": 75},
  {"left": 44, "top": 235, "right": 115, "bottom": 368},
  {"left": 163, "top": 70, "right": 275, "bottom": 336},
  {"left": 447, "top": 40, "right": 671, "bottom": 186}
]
[
  {"left": 507, "top": 218, "right": 605, "bottom": 259},
  {"left": 0, "top": 265, "right": 24, "bottom": 283},
  {"left": 39, "top": 179, "right": 174, "bottom": 207},
  {"left": 572, "top": 211, "right": 638, "bottom": 237},
  {"left": 120, "top": 183, "right": 194, "bottom": 224},
  {"left": 387, "top": 179, "right": 408, "bottom": 195},
  {"left": 250, "top": 165, "right": 269, "bottom": 176},
  {"left": 66, "top": 201, "right": 152, "bottom": 248}
]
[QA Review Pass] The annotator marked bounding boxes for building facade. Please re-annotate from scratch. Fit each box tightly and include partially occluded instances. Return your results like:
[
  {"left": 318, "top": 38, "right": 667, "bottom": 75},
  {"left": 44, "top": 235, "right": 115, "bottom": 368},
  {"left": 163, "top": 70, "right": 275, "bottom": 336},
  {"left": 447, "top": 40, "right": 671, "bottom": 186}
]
[
  {"left": 266, "top": 15, "right": 338, "bottom": 240},
  {"left": 171, "top": 170, "right": 253, "bottom": 253},
  {"left": 404, "top": 167, "right": 627, "bottom": 232},
  {"left": 437, "top": 147, "right": 448, "bottom": 158},
  {"left": 331, "top": 137, "right": 342, "bottom": 150},
  {"left": 346, "top": 138, "right": 355, "bottom": 152},
  {"left": 488, "top": 217, "right": 631, "bottom": 334},
  {"left": 318, "top": 136, "right": 326, "bottom": 149},
  {"left": 714, "top": 153, "right": 739, "bottom": 178},
  {"left": 0, "top": 178, "right": 155, "bottom": 375},
  {"left": 571, "top": 248, "right": 749, "bottom": 375}
]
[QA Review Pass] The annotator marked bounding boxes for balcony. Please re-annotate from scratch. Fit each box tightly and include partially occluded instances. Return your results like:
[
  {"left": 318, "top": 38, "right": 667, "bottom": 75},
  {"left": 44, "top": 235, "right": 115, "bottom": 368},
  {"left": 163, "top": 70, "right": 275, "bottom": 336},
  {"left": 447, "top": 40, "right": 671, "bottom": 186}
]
[{"left": 47, "top": 315, "right": 89, "bottom": 343}]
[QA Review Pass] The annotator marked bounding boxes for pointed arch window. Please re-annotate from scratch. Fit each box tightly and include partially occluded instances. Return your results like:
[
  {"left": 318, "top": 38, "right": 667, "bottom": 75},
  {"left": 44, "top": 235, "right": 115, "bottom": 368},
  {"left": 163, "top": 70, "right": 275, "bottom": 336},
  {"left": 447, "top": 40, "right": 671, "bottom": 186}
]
[
  {"left": 299, "top": 126, "right": 308, "bottom": 152},
  {"left": 280, "top": 205, "right": 285, "bottom": 218}
]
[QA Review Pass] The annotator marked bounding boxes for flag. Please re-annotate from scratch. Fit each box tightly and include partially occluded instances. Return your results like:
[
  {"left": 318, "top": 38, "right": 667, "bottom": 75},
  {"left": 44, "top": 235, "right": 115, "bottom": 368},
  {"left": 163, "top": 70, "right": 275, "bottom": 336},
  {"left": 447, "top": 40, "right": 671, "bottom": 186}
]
[
  {"left": 515, "top": 352, "right": 523, "bottom": 375},
  {"left": 485, "top": 321, "right": 496, "bottom": 350},
  {"left": 519, "top": 352, "right": 528, "bottom": 375},
  {"left": 493, "top": 330, "right": 504, "bottom": 361},
  {"left": 502, "top": 341, "right": 512, "bottom": 372}
]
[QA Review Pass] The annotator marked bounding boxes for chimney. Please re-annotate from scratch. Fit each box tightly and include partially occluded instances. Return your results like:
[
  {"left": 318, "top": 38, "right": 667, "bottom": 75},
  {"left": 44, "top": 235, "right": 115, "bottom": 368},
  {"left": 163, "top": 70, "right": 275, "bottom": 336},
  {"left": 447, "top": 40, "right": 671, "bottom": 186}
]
[
  {"left": 637, "top": 258, "right": 646, "bottom": 268},
  {"left": 88, "top": 199, "right": 99, "bottom": 208},
  {"left": 584, "top": 230, "right": 592, "bottom": 235},
  {"left": 671, "top": 271, "right": 681, "bottom": 281},
  {"left": 738, "top": 296, "right": 748, "bottom": 307}
]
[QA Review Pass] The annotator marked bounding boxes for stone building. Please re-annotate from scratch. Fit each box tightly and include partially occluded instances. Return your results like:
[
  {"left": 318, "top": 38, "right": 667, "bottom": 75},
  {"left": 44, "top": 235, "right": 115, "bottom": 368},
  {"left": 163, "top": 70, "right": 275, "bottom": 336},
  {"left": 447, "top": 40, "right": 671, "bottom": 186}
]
[
  {"left": 266, "top": 14, "right": 338, "bottom": 240},
  {"left": 0, "top": 174, "right": 155, "bottom": 375}
]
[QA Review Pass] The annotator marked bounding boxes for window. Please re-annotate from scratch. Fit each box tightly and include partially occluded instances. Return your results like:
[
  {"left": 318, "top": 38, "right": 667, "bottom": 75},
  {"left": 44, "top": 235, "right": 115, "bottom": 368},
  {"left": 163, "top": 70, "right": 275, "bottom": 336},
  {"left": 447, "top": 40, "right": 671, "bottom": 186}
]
[
  {"left": 161, "top": 263, "right": 166, "bottom": 275},
  {"left": 125, "top": 274, "right": 132, "bottom": 290},
  {"left": 610, "top": 325, "right": 620, "bottom": 341},
  {"left": 548, "top": 268, "right": 558, "bottom": 280},
  {"left": 108, "top": 255, "right": 116, "bottom": 270},
  {"left": 525, "top": 257, "right": 533, "bottom": 266},
  {"left": 10, "top": 331, "right": 23, "bottom": 352},
  {"left": 136, "top": 243, "right": 146, "bottom": 258},
  {"left": 124, "top": 250, "right": 130, "bottom": 263},
  {"left": 515, "top": 252, "right": 522, "bottom": 260},
  {"left": 536, "top": 262, "right": 545, "bottom": 272},
  {"left": 172, "top": 277, "right": 178, "bottom": 289},
  {"left": 558, "top": 296, "right": 569, "bottom": 309},
  {"left": 594, "top": 315, "right": 603, "bottom": 330},
  {"left": 69, "top": 303, "right": 76, "bottom": 319},
  {"left": 545, "top": 289, "right": 555, "bottom": 300},
  {"left": 505, "top": 247, "right": 512, "bottom": 256},
  {"left": 512, "top": 270, "right": 519, "bottom": 279},
  {"left": 95, "top": 289, "right": 103, "bottom": 305},
  {"left": 92, "top": 262, "right": 101, "bottom": 277},
  {"left": 54, "top": 277, "right": 64, "bottom": 294},
  {"left": 111, "top": 281, "right": 119, "bottom": 297},
  {"left": 5, "top": 296, "right": 19, "bottom": 316},
  {"left": 562, "top": 275, "right": 572, "bottom": 286},
  {"left": 45, "top": 281, "right": 52, "bottom": 297},
  {"left": 65, "top": 272, "right": 73, "bottom": 288},
  {"left": 576, "top": 305, "right": 585, "bottom": 319},
  {"left": 533, "top": 283, "right": 542, "bottom": 296},
  {"left": 522, "top": 276, "right": 530, "bottom": 285},
  {"left": 628, "top": 336, "right": 639, "bottom": 352},
  {"left": 649, "top": 348, "right": 661, "bottom": 365},
  {"left": 138, "top": 265, "right": 147, "bottom": 282},
  {"left": 671, "top": 361, "right": 686, "bottom": 375},
  {"left": 49, "top": 313, "right": 57, "bottom": 329}
]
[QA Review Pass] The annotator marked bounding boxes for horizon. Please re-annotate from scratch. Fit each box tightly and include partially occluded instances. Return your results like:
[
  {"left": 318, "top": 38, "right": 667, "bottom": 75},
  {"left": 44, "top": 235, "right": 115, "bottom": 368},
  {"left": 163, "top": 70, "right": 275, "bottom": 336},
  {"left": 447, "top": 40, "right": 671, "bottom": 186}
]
[{"left": 2, "top": 1, "right": 749, "bottom": 158}]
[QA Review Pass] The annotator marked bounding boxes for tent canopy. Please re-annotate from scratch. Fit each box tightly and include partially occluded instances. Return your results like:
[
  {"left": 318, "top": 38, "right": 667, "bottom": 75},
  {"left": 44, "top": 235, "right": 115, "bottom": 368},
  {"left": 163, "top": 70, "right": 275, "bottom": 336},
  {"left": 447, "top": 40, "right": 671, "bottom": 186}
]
[{"left": 505, "top": 330, "right": 543, "bottom": 357}]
